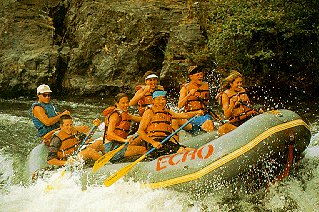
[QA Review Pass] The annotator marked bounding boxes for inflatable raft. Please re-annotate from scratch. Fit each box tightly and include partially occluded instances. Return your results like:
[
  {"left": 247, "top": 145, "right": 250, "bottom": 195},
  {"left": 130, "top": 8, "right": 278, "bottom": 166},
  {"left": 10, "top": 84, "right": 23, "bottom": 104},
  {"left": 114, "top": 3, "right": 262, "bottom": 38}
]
[{"left": 27, "top": 109, "right": 311, "bottom": 190}]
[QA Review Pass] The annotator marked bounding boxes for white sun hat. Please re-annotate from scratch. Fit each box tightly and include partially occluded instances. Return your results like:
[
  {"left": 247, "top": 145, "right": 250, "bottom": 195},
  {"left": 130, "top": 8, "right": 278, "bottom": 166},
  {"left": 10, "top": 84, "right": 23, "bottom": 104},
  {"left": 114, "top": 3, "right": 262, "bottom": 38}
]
[
  {"left": 37, "top": 84, "right": 52, "bottom": 94},
  {"left": 145, "top": 74, "right": 158, "bottom": 80}
]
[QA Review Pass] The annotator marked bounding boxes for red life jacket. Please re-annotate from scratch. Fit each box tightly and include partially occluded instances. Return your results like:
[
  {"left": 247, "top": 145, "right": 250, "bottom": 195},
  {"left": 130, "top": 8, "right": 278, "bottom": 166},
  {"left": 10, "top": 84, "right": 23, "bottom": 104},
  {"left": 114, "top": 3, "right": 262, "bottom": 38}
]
[
  {"left": 103, "top": 107, "right": 131, "bottom": 139},
  {"left": 182, "top": 82, "right": 210, "bottom": 112},
  {"left": 221, "top": 90, "right": 257, "bottom": 124},
  {"left": 146, "top": 107, "right": 173, "bottom": 140},
  {"left": 55, "top": 130, "right": 81, "bottom": 160},
  {"left": 135, "top": 85, "right": 164, "bottom": 116}
]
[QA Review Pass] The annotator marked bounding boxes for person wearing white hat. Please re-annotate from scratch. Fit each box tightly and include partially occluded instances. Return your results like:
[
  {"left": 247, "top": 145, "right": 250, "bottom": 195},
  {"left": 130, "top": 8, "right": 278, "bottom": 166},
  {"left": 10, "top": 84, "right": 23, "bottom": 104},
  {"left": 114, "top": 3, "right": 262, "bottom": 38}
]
[
  {"left": 129, "top": 70, "right": 165, "bottom": 116},
  {"left": 29, "top": 84, "right": 78, "bottom": 145}
]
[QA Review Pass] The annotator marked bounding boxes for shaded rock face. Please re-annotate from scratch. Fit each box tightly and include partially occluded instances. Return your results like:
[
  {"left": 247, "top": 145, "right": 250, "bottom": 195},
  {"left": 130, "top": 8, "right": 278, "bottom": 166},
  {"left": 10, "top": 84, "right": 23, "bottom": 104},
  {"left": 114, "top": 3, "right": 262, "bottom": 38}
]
[
  {"left": 0, "top": 0, "right": 212, "bottom": 98},
  {"left": 0, "top": 0, "right": 61, "bottom": 97}
]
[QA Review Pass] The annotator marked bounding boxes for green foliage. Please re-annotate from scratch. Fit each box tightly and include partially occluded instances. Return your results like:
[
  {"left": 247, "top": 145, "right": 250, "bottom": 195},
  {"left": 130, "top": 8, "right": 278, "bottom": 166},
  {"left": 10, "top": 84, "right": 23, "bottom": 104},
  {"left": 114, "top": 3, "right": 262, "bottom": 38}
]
[{"left": 207, "top": 0, "right": 319, "bottom": 93}]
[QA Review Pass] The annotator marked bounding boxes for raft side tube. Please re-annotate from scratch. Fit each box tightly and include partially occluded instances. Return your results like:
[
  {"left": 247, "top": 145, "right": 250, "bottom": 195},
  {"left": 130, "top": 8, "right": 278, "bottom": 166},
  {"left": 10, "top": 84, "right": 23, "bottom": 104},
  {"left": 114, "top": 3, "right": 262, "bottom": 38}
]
[
  {"left": 94, "top": 110, "right": 310, "bottom": 189},
  {"left": 26, "top": 143, "right": 49, "bottom": 178}
]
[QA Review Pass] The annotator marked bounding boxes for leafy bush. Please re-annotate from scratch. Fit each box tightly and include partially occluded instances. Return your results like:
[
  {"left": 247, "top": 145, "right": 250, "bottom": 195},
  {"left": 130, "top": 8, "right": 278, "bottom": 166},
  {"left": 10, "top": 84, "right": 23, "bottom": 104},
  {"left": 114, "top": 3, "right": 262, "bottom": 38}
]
[{"left": 207, "top": 0, "right": 319, "bottom": 95}]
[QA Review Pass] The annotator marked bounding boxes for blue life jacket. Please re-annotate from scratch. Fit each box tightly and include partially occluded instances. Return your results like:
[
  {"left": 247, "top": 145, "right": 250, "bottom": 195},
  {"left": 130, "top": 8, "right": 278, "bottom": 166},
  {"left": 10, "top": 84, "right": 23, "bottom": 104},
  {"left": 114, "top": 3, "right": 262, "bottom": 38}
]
[{"left": 29, "top": 102, "right": 60, "bottom": 137}]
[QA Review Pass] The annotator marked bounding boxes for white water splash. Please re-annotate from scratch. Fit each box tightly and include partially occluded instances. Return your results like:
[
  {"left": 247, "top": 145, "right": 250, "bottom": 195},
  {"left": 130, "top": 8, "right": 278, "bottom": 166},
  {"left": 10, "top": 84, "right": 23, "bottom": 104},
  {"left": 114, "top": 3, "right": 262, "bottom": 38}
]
[
  {"left": 0, "top": 152, "right": 14, "bottom": 190},
  {"left": 1, "top": 99, "right": 319, "bottom": 211},
  {"left": 264, "top": 167, "right": 319, "bottom": 211},
  {"left": 0, "top": 172, "right": 200, "bottom": 212}
]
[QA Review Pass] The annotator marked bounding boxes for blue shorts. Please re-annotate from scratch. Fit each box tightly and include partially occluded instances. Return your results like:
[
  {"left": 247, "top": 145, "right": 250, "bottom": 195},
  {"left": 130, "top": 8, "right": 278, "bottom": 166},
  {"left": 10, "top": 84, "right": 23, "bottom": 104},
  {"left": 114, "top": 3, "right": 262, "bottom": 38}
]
[
  {"left": 188, "top": 113, "right": 213, "bottom": 134},
  {"left": 104, "top": 141, "right": 129, "bottom": 163}
]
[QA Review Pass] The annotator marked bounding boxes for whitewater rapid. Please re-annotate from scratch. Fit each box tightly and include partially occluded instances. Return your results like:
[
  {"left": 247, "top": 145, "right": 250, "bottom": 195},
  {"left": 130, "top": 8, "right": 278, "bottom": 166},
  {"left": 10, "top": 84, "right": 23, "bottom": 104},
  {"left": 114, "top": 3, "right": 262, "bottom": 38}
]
[{"left": 0, "top": 99, "right": 318, "bottom": 211}]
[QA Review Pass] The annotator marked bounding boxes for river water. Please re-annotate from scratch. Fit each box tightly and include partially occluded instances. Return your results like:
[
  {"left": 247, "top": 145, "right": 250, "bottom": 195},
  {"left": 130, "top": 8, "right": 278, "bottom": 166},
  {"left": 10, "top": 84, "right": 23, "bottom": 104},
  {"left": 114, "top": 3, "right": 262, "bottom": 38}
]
[{"left": 0, "top": 97, "right": 318, "bottom": 212}]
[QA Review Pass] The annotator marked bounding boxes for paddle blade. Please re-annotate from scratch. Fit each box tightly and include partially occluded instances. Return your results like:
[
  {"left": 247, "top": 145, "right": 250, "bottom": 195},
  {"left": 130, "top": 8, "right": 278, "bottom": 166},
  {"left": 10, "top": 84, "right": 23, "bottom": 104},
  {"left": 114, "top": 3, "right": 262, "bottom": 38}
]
[
  {"left": 45, "top": 169, "right": 66, "bottom": 192},
  {"left": 104, "top": 155, "right": 146, "bottom": 187},
  {"left": 92, "top": 144, "right": 125, "bottom": 173}
]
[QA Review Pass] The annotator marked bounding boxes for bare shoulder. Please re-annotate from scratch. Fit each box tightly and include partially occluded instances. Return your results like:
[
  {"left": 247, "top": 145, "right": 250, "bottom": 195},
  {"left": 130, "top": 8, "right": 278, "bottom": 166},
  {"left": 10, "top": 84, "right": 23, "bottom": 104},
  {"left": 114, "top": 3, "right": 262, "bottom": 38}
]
[
  {"left": 239, "top": 87, "right": 246, "bottom": 93},
  {"left": 33, "top": 105, "right": 45, "bottom": 111},
  {"left": 109, "top": 111, "right": 121, "bottom": 121},
  {"left": 179, "top": 84, "right": 188, "bottom": 93},
  {"left": 32, "top": 105, "right": 45, "bottom": 116},
  {"left": 157, "top": 85, "right": 164, "bottom": 90},
  {"left": 223, "top": 89, "right": 231, "bottom": 97}
]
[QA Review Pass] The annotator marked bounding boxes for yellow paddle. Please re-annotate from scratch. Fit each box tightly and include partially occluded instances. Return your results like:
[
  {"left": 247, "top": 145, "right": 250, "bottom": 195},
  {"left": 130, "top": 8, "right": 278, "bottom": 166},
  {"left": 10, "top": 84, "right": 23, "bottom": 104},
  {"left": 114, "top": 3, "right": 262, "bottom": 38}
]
[
  {"left": 103, "top": 116, "right": 197, "bottom": 187},
  {"left": 45, "top": 169, "right": 67, "bottom": 192},
  {"left": 92, "top": 143, "right": 126, "bottom": 173},
  {"left": 104, "top": 154, "right": 146, "bottom": 187}
]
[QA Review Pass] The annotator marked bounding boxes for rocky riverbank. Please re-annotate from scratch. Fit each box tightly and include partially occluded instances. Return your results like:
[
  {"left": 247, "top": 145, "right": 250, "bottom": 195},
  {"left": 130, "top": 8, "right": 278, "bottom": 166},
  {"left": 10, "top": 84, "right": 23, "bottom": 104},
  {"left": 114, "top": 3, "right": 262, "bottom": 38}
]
[
  {"left": 1, "top": 0, "right": 318, "bottom": 100},
  {"left": 0, "top": 0, "right": 208, "bottom": 97}
]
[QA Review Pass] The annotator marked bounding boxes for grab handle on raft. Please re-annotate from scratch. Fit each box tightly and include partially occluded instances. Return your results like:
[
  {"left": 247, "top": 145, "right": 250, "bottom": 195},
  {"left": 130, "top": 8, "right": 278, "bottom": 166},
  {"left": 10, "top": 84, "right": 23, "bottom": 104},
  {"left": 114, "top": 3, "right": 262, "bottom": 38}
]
[{"left": 103, "top": 115, "right": 197, "bottom": 187}]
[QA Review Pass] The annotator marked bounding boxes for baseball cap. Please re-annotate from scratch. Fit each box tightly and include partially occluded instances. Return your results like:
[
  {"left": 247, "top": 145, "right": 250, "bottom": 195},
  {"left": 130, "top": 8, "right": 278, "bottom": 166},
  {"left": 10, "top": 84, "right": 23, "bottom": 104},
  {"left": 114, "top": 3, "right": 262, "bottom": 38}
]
[
  {"left": 37, "top": 84, "right": 52, "bottom": 94},
  {"left": 152, "top": 90, "right": 167, "bottom": 99}
]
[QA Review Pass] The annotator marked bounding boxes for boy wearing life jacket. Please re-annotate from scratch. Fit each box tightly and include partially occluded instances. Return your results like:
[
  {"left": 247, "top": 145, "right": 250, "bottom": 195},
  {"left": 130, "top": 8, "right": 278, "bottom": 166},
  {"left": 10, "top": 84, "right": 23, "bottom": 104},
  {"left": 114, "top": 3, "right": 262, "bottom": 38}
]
[
  {"left": 29, "top": 84, "right": 89, "bottom": 145},
  {"left": 177, "top": 65, "right": 215, "bottom": 134},
  {"left": 47, "top": 115, "right": 104, "bottom": 166},
  {"left": 129, "top": 71, "right": 164, "bottom": 116},
  {"left": 216, "top": 70, "right": 262, "bottom": 135},
  {"left": 138, "top": 90, "right": 202, "bottom": 158},
  {"left": 102, "top": 93, "right": 147, "bottom": 163}
]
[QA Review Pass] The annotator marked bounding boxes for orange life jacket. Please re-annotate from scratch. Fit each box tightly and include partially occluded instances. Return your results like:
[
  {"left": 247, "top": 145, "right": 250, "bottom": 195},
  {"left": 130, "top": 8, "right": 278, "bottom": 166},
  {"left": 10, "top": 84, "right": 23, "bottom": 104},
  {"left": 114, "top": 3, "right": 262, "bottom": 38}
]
[
  {"left": 146, "top": 107, "right": 173, "bottom": 140},
  {"left": 104, "top": 107, "right": 131, "bottom": 139},
  {"left": 182, "top": 82, "right": 210, "bottom": 112},
  {"left": 221, "top": 90, "right": 257, "bottom": 124},
  {"left": 135, "top": 85, "right": 164, "bottom": 116},
  {"left": 102, "top": 106, "right": 116, "bottom": 117},
  {"left": 55, "top": 130, "right": 81, "bottom": 160}
]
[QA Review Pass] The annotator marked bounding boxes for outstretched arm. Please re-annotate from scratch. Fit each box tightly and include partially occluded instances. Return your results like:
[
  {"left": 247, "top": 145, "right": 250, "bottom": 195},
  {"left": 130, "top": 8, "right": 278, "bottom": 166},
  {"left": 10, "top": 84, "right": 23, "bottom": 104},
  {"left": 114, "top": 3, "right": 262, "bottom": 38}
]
[
  {"left": 33, "top": 106, "right": 70, "bottom": 126},
  {"left": 171, "top": 110, "right": 203, "bottom": 119},
  {"left": 129, "top": 86, "right": 151, "bottom": 106},
  {"left": 129, "top": 114, "right": 142, "bottom": 123}
]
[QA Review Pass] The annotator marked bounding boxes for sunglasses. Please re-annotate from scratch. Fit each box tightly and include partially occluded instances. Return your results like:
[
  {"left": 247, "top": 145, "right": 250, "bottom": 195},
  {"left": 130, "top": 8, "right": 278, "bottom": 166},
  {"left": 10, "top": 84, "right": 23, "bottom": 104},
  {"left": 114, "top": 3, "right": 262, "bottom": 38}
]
[{"left": 41, "top": 93, "right": 51, "bottom": 97}]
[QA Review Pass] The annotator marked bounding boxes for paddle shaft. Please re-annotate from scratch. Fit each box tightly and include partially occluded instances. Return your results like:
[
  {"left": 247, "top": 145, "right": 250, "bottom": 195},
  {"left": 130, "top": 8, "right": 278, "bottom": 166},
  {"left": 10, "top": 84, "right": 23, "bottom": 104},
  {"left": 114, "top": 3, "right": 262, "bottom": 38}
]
[
  {"left": 144, "top": 115, "right": 197, "bottom": 156},
  {"left": 92, "top": 134, "right": 139, "bottom": 172},
  {"left": 74, "top": 125, "right": 98, "bottom": 155},
  {"left": 196, "top": 96, "right": 226, "bottom": 124},
  {"left": 238, "top": 99, "right": 260, "bottom": 114}
]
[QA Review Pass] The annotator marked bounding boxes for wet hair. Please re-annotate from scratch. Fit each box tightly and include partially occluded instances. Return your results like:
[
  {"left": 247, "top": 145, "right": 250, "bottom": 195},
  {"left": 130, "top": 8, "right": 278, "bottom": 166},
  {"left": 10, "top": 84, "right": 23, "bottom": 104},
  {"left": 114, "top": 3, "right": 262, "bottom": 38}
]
[
  {"left": 188, "top": 65, "right": 205, "bottom": 75},
  {"left": 143, "top": 70, "right": 157, "bottom": 79},
  {"left": 59, "top": 114, "right": 72, "bottom": 125},
  {"left": 114, "top": 93, "right": 128, "bottom": 104},
  {"left": 220, "top": 70, "right": 243, "bottom": 91}
]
